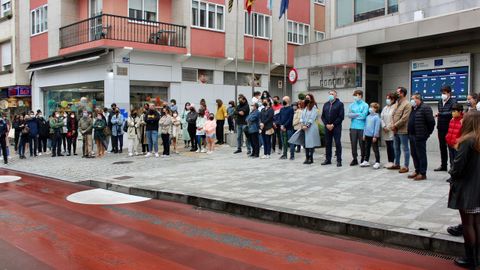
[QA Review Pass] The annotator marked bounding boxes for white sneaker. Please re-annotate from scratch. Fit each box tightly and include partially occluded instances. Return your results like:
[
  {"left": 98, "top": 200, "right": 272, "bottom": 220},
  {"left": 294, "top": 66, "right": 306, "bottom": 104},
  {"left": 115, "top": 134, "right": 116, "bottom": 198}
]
[
  {"left": 207, "top": 151, "right": 212, "bottom": 154},
  {"left": 195, "top": 149, "right": 200, "bottom": 153},
  {"left": 161, "top": 155, "right": 166, "bottom": 158},
  {"left": 128, "top": 153, "right": 133, "bottom": 157},
  {"left": 155, "top": 153, "right": 159, "bottom": 158},
  {"left": 134, "top": 152, "right": 139, "bottom": 156},
  {"left": 201, "top": 149, "right": 207, "bottom": 153},
  {"left": 145, "top": 152, "right": 152, "bottom": 157},
  {"left": 360, "top": 161, "right": 370, "bottom": 167},
  {"left": 38, "top": 153, "right": 42, "bottom": 156},
  {"left": 261, "top": 155, "right": 267, "bottom": 159},
  {"left": 266, "top": 155, "right": 271, "bottom": 159},
  {"left": 373, "top": 163, "right": 381, "bottom": 169}
]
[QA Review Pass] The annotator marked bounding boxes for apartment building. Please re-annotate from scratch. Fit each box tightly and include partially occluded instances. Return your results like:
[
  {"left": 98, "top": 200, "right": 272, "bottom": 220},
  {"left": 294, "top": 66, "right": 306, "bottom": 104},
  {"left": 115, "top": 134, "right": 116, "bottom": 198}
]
[
  {"left": 18, "top": 0, "right": 326, "bottom": 117},
  {"left": 0, "top": 0, "right": 30, "bottom": 118},
  {"left": 294, "top": 0, "right": 480, "bottom": 150}
]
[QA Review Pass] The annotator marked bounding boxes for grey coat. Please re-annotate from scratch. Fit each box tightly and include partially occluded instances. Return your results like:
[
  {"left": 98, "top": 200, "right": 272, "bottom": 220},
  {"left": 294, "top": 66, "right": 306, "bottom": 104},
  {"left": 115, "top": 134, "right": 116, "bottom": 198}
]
[
  {"left": 448, "top": 138, "right": 480, "bottom": 210},
  {"left": 300, "top": 107, "right": 321, "bottom": 148}
]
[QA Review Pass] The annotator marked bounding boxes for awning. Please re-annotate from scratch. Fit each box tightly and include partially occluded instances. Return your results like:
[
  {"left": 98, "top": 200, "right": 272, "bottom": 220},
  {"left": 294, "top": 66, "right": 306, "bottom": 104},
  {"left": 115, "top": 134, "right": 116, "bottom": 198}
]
[{"left": 26, "top": 49, "right": 109, "bottom": 72}]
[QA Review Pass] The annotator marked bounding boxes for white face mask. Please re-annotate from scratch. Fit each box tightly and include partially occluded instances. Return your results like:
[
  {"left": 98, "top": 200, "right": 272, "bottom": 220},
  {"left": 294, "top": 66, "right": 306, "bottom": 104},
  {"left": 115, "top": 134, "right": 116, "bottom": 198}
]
[
  {"left": 410, "top": 100, "right": 416, "bottom": 107},
  {"left": 441, "top": 94, "right": 448, "bottom": 101},
  {"left": 386, "top": 99, "right": 391, "bottom": 106}
]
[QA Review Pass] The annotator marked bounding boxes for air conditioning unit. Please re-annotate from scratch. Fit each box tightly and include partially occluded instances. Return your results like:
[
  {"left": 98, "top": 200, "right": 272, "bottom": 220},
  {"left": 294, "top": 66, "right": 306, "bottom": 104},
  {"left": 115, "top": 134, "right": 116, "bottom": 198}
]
[{"left": 414, "top": 10, "right": 424, "bottom": 21}]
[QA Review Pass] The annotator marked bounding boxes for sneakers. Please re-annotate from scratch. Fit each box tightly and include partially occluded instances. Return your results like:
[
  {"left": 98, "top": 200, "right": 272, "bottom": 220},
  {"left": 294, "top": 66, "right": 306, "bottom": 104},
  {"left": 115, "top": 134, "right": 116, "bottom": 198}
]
[
  {"left": 196, "top": 149, "right": 200, "bottom": 153},
  {"left": 373, "top": 163, "right": 381, "bottom": 169},
  {"left": 154, "top": 153, "right": 159, "bottom": 158},
  {"left": 145, "top": 152, "right": 152, "bottom": 157},
  {"left": 38, "top": 153, "right": 42, "bottom": 156},
  {"left": 384, "top": 162, "right": 393, "bottom": 169},
  {"left": 128, "top": 153, "right": 133, "bottom": 157},
  {"left": 201, "top": 149, "right": 207, "bottom": 153},
  {"left": 134, "top": 152, "right": 139, "bottom": 156},
  {"left": 360, "top": 161, "right": 370, "bottom": 167}
]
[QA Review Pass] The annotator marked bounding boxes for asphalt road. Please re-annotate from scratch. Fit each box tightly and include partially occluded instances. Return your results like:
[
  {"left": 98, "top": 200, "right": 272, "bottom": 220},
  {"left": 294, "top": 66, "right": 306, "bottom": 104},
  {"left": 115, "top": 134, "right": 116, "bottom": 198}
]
[{"left": 0, "top": 169, "right": 459, "bottom": 270}]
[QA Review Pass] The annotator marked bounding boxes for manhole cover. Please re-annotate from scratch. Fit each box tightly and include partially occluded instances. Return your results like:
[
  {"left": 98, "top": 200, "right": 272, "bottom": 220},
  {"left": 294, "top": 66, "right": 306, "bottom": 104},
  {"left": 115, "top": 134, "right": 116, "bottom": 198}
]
[{"left": 112, "top": 161, "right": 134, "bottom": 165}]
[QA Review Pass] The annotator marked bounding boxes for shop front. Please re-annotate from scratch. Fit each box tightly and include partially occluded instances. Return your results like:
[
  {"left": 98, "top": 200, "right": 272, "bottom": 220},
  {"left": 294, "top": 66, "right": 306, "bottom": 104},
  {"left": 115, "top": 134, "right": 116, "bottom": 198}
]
[
  {"left": 0, "top": 86, "right": 32, "bottom": 120},
  {"left": 129, "top": 81, "right": 168, "bottom": 111}
]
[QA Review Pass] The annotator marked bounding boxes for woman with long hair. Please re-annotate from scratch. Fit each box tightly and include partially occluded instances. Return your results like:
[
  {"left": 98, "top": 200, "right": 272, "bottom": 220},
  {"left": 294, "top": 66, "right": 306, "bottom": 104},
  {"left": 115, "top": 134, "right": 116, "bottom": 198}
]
[
  {"left": 381, "top": 92, "right": 399, "bottom": 168},
  {"left": 448, "top": 111, "right": 480, "bottom": 268},
  {"left": 300, "top": 94, "right": 321, "bottom": 164},
  {"left": 181, "top": 102, "right": 192, "bottom": 148},
  {"left": 93, "top": 111, "right": 107, "bottom": 158}
]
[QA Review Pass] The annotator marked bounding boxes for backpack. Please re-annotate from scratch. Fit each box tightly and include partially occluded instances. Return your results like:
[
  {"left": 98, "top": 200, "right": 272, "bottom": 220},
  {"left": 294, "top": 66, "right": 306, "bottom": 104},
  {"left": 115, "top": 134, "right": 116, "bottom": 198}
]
[{"left": 123, "top": 120, "right": 128, "bottom": 133}]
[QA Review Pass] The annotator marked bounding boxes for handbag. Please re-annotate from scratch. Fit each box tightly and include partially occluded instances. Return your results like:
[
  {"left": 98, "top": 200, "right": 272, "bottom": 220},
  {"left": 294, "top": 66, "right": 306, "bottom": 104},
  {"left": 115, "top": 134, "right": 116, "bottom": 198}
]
[
  {"left": 265, "top": 128, "right": 275, "bottom": 135},
  {"left": 103, "top": 126, "right": 111, "bottom": 136},
  {"left": 22, "top": 126, "right": 30, "bottom": 135},
  {"left": 66, "top": 131, "right": 73, "bottom": 138},
  {"left": 7, "top": 128, "right": 14, "bottom": 139}
]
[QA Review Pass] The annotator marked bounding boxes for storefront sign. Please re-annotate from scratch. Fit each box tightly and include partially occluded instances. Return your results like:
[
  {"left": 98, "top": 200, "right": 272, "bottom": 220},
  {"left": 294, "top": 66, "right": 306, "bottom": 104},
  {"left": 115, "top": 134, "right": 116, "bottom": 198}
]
[
  {"left": 8, "top": 86, "right": 31, "bottom": 97},
  {"left": 308, "top": 63, "right": 362, "bottom": 90}
]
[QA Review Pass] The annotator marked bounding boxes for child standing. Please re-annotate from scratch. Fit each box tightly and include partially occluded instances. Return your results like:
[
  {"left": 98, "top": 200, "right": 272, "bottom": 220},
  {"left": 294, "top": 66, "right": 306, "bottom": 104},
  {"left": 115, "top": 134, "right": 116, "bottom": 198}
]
[
  {"left": 362, "top": 103, "right": 381, "bottom": 169},
  {"left": 196, "top": 109, "right": 207, "bottom": 153},
  {"left": 445, "top": 104, "right": 464, "bottom": 162},
  {"left": 227, "top": 101, "right": 235, "bottom": 133},
  {"left": 205, "top": 113, "right": 217, "bottom": 154}
]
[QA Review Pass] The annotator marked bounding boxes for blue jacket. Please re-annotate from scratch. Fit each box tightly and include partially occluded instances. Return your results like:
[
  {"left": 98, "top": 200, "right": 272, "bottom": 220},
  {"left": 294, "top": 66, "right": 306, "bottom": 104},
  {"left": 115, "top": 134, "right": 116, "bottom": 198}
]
[
  {"left": 26, "top": 118, "right": 39, "bottom": 137},
  {"left": 348, "top": 100, "right": 369, "bottom": 130},
  {"left": 246, "top": 109, "right": 260, "bottom": 134},
  {"left": 321, "top": 99, "right": 345, "bottom": 128},
  {"left": 278, "top": 106, "right": 294, "bottom": 130},
  {"left": 110, "top": 114, "right": 124, "bottom": 136},
  {"left": 364, "top": 113, "right": 381, "bottom": 138}
]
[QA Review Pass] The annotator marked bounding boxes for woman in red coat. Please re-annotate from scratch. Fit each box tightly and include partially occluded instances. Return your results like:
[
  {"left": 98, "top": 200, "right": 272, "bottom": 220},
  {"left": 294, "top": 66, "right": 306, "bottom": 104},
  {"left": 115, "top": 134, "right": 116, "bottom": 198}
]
[{"left": 446, "top": 104, "right": 464, "bottom": 161}]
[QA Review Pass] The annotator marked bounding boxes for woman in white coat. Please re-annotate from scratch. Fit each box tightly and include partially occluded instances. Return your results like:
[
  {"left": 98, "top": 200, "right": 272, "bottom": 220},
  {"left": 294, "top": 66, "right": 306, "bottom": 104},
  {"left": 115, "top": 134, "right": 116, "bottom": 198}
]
[
  {"left": 127, "top": 110, "right": 140, "bottom": 156},
  {"left": 301, "top": 94, "right": 321, "bottom": 165},
  {"left": 381, "top": 92, "right": 398, "bottom": 168}
]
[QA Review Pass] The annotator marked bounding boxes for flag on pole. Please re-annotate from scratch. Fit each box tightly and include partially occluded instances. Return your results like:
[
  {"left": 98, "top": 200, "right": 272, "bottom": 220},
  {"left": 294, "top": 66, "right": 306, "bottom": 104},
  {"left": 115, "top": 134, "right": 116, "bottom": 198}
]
[
  {"left": 228, "top": 0, "right": 234, "bottom": 13},
  {"left": 267, "top": 0, "right": 272, "bottom": 10},
  {"left": 279, "top": 0, "right": 289, "bottom": 19},
  {"left": 246, "top": 0, "right": 255, "bottom": 14}
]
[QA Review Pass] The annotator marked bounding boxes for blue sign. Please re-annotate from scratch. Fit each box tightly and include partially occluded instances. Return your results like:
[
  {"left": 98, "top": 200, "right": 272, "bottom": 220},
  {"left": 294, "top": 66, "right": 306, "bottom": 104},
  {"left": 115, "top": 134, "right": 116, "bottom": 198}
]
[
  {"left": 8, "top": 86, "right": 31, "bottom": 97},
  {"left": 411, "top": 66, "right": 468, "bottom": 102}
]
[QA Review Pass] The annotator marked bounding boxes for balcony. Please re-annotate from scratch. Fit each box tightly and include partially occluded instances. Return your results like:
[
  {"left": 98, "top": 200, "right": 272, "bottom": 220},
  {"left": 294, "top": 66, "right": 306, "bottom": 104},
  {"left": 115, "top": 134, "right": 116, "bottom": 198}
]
[{"left": 60, "top": 14, "right": 186, "bottom": 51}]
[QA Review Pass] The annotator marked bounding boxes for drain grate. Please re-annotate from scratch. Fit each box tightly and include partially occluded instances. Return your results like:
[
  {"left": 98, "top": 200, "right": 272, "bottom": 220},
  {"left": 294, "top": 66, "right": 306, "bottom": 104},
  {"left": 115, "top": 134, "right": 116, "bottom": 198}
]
[
  {"left": 112, "top": 161, "right": 134, "bottom": 165},
  {"left": 114, "top": 176, "right": 134, "bottom": 180}
]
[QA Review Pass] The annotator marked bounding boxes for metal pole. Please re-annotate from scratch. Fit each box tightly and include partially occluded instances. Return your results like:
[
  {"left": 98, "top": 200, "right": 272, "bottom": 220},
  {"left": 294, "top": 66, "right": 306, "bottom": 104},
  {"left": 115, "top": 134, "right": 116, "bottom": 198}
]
[
  {"left": 267, "top": 7, "right": 272, "bottom": 93},
  {"left": 283, "top": 10, "right": 288, "bottom": 98},
  {"left": 251, "top": 9, "right": 255, "bottom": 97},
  {"left": 234, "top": 0, "right": 239, "bottom": 101}
]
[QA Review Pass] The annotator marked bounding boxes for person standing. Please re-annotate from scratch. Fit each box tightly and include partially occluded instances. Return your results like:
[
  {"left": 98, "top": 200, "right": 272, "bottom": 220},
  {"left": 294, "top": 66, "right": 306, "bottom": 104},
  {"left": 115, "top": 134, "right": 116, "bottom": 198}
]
[
  {"left": 321, "top": 90, "right": 345, "bottom": 167},
  {"left": 205, "top": 113, "right": 217, "bottom": 154},
  {"left": 435, "top": 85, "right": 457, "bottom": 172},
  {"left": 66, "top": 112, "right": 78, "bottom": 156},
  {"left": 447, "top": 111, "right": 480, "bottom": 269},
  {"left": 170, "top": 99, "right": 178, "bottom": 113},
  {"left": 277, "top": 96, "right": 295, "bottom": 160},
  {"left": 181, "top": 102, "right": 192, "bottom": 149},
  {"left": 227, "top": 101, "right": 235, "bottom": 133},
  {"left": 93, "top": 112, "right": 106, "bottom": 158},
  {"left": 271, "top": 96, "right": 283, "bottom": 154},
  {"left": 260, "top": 99, "right": 274, "bottom": 159},
  {"left": 78, "top": 110, "right": 93, "bottom": 158},
  {"left": 246, "top": 103, "right": 260, "bottom": 158},
  {"left": 0, "top": 116, "right": 8, "bottom": 164},
  {"left": 145, "top": 104, "right": 160, "bottom": 158},
  {"left": 467, "top": 93, "right": 478, "bottom": 112},
  {"left": 381, "top": 92, "right": 398, "bottom": 168},
  {"left": 215, "top": 99, "right": 227, "bottom": 145},
  {"left": 106, "top": 104, "right": 117, "bottom": 152},
  {"left": 126, "top": 110, "right": 140, "bottom": 157},
  {"left": 110, "top": 109, "right": 124, "bottom": 153},
  {"left": 233, "top": 95, "right": 251, "bottom": 154},
  {"left": 293, "top": 101, "right": 304, "bottom": 153},
  {"left": 139, "top": 103, "right": 149, "bottom": 154},
  {"left": 26, "top": 112, "right": 39, "bottom": 157},
  {"left": 195, "top": 108, "right": 207, "bottom": 153},
  {"left": 186, "top": 104, "right": 199, "bottom": 152},
  {"left": 37, "top": 112, "right": 49, "bottom": 156},
  {"left": 389, "top": 87, "right": 412, "bottom": 174},
  {"left": 171, "top": 111, "right": 181, "bottom": 154},
  {"left": 12, "top": 115, "right": 22, "bottom": 153},
  {"left": 361, "top": 103, "right": 382, "bottom": 169},
  {"left": 159, "top": 107, "right": 172, "bottom": 158},
  {"left": 61, "top": 111, "right": 68, "bottom": 154},
  {"left": 347, "top": 90, "right": 369, "bottom": 166},
  {"left": 445, "top": 104, "right": 464, "bottom": 167},
  {"left": 407, "top": 94, "right": 435, "bottom": 181},
  {"left": 49, "top": 111, "right": 64, "bottom": 157},
  {"left": 301, "top": 94, "right": 321, "bottom": 165}
]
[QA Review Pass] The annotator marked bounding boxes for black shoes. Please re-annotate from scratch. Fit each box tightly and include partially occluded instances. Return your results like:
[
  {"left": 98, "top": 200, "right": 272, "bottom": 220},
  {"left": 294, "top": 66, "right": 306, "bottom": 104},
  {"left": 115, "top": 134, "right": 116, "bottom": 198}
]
[
  {"left": 289, "top": 156, "right": 295, "bottom": 161},
  {"left": 337, "top": 162, "right": 342, "bottom": 167},
  {"left": 434, "top": 166, "right": 448, "bottom": 172},
  {"left": 454, "top": 257, "right": 473, "bottom": 268},
  {"left": 233, "top": 149, "right": 242, "bottom": 154},
  {"left": 447, "top": 224, "right": 463, "bottom": 237},
  {"left": 350, "top": 159, "right": 358, "bottom": 166},
  {"left": 321, "top": 161, "right": 332, "bottom": 166},
  {"left": 303, "top": 158, "right": 313, "bottom": 165},
  {"left": 280, "top": 155, "right": 287, "bottom": 160}
]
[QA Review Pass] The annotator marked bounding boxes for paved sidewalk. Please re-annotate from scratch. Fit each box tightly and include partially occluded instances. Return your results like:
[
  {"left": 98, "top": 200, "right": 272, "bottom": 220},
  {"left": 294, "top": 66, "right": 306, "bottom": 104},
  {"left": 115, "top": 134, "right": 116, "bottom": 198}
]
[{"left": 1, "top": 143, "right": 460, "bottom": 240}]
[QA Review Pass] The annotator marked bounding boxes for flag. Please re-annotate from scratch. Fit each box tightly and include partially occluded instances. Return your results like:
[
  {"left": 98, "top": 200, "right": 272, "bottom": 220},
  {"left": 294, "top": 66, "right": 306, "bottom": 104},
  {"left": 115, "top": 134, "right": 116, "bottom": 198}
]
[
  {"left": 246, "top": 0, "right": 255, "bottom": 14},
  {"left": 279, "top": 0, "right": 289, "bottom": 19},
  {"left": 267, "top": 0, "right": 272, "bottom": 10},
  {"left": 228, "top": 0, "right": 234, "bottom": 13}
]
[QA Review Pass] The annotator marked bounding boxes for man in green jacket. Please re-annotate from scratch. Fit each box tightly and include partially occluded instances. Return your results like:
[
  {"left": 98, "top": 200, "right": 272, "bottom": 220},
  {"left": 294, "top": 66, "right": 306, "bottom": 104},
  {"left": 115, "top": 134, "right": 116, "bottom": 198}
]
[{"left": 50, "top": 111, "right": 64, "bottom": 157}]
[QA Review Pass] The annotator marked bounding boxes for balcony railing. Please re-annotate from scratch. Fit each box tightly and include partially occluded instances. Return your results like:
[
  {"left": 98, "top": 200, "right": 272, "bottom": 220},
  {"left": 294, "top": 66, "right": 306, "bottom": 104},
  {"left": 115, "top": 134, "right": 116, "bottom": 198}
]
[{"left": 60, "top": 14, "right": 186, "bottom": 49}]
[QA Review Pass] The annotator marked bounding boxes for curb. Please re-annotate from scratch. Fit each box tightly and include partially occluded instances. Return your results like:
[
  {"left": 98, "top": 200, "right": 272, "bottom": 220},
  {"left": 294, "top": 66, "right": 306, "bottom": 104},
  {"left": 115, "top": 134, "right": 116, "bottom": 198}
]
[{"left": 78, "top": 179, "right": 464, "bottom": 257}]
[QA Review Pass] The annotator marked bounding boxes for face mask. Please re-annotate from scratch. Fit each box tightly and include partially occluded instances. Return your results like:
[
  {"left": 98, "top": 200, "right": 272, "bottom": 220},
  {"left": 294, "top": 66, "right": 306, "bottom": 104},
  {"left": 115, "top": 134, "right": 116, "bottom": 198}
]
[
  {"left": 262, "top": 102, "right": 268, "bottom": 107},
  {"left": 328, "top": 95, "right": 335, "bottom": 102},
  {"left": 209, "top": 117, "right": 214, "bottom": 120},
  {"left": 55, "top": 114, "right": 60, "bottom": 118},
  {"left": 369, "top": 108, "right": 375, "bottom": 114},
  {"left": 282, "top": 101, "right": 287, "bottom": 106},
  {"left": 30, "top": 114, "right": 34, "bottom": 117},
  {"left": 386, "top": 99, "right": 391, "bottom": 106},
  {"left": 304, "top": 100, "right": 310, "bottom": 105},
  {"left": 70, "top": 115, "right": 75, "bottom": 118},
  {"left": 273, "top": 100, "right": 279, "bottom": 105},
  {"left": 410, "top": 100, "right": 416, "bottom": 107},
  {"left": 97, "top": 116, "right": 102, "bottom": 120},
  {"left": 441, "top": 94, "right": 448, "bottom": 101},
  {"left": 173, "top": 114, "right": 178, "bottom": 118},
  {"left": 63, "top": 114, "right": 67, "bottom": 117},
  {"left": 353, "top": 96, "right": 360, "bottom": 102},
  {"left": 83, "top": 113, "right": 88, "bottom": 117},
  {"left": 228, "top": 104, "right": 232, "bottom": 108}
]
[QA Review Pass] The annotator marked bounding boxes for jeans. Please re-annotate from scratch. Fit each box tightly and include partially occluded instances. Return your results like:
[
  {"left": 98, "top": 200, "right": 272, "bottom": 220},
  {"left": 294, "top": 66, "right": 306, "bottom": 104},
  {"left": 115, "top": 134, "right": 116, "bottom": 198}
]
[
  {"left": 281, "top": 130, "right": 295, "bottom": 157},
  {"left": 29, "top": 135, "right": 38, "bottom": 156},
  {"left": 262, "top": 134, "right": 272, "bottom": 155},
  {"left": 394, "top": 134, "right": 410, "bottom": 168},
  {"left": 248, "top": 132, "right": 260, "bottom": 157},
  {"left": 51, "top": 133, "right": 62, "bottom": 156},
  {"left": 236, "top": 124, "right": 251, "bottom": 152},
  {"left": 197, "top": 135, "right": 205, "bottom": 150},
  {"left": 146, "top": 130, "right": 158, "bottom": 153},
  {"left": 18, "top": 136, "right": 27, "bottom": 157},
  {"left": 325, "top": 127, "right": 342, "bottom": 162},
  {"left": 272, "top": 127, "right": 282, "bottom": 151},
  {"left": 409, "top": 136, "right": 428, "bottom": 175},
  {"left": 385, "top": 140, "right": 394, "bottom": 163},
  {"left": 364, "top": 136, "right": 380, "bottom": 163},
  {"left": 438, "top": 130, "right": 453, "bottom": 169},
  {"left": 349, "top": 129, "right": 365, "bottom": 162},
  {"left": 216, "top": 120, "right": 225, "bottom": 143},
  {"left": 161, "top": 133, "right": 170, "bottom": 155}
]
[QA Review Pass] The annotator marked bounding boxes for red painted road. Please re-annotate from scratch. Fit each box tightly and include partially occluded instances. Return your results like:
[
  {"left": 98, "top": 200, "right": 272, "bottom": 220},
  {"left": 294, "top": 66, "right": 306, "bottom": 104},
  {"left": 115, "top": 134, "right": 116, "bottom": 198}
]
[{"left": 0, "top": 169, "right": 460, "bottom": 270}]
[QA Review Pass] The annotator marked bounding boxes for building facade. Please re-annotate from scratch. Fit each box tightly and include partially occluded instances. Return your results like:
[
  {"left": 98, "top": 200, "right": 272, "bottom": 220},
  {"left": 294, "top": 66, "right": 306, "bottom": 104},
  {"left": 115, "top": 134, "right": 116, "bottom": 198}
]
[
  {"left": 294, "top": 0, "right": 480, "bottom": 151},
  {"left": 0, "top": 0, "right": 30, "bottom": 118},
  {"left": 19, "top": 0, "right": 326, "bottom": 117}
]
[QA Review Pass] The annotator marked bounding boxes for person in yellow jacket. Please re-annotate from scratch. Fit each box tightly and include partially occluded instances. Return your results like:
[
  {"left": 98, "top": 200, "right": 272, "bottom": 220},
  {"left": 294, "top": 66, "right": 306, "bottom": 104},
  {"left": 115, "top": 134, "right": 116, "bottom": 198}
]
[{"left": 215, "top": 99, "right": 228, "bottom": 144}]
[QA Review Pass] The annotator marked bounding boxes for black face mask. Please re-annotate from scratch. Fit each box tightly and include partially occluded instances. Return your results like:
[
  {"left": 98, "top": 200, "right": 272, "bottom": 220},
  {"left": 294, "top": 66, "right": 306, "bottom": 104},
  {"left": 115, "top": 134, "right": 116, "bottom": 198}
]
[
  {"left": 262, "top": 102, "right": 268, "bottom": 107},
  {"left": 190, "top": 108, "right": 195, "bottom": 112},
  {"left": 282, "top": 101, "right": 287, "bottom": 106},
  {"left": 273, "top": 100, "right": 279, "bottom": 105},
  {"left": 304, "top": 100, "right": 311, "bottom": 105},
  {"left": 209, "top": 117, "right": 214, "bottom": 120},
  {"left": 132, "top": 113, "right": 137, "bottom": 117}
]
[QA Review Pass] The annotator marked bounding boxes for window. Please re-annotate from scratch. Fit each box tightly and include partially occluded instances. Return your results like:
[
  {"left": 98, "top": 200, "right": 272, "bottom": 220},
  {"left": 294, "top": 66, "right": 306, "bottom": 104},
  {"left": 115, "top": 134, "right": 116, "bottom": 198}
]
[
  {"left": 287, "top": 21, "right": 309, "bottom": 45},
  {"left": 129, "top": 0, "right": 157, "bottom": 21},
  {"left": 31, "top": 5, "right": 48, "bottom": 36},
  {"left": 336, "top": 0, "right": 399, "bottom": 27},
  {"left": 224, "top": 72, "right": 261, "bottom": 87},
  {"left": 315, "top": 31, "right": 325, "bottom": 41},
  {"left": 354, "top": 0, "right": 385, "bottom": 22},
  {"left": 244, "top": 12, "right": 271, "bottom": 39},
  {"left": 1, "top": 41, "right": 12, "bottom": 71},
  {"left": 388, "top": 0, "right": 398, "bottom": 14},
  {"left": 182, "top": 68, "right": 214, "bottom": 84},
  {"left": 1, "top": 0, "right": 11, "bottom": 17},
  {"left": 313, "top": 0, "right": 325, "bottom": 4},
  {"left": 192, "top": 0, "right": 225, "bottom": 31}
]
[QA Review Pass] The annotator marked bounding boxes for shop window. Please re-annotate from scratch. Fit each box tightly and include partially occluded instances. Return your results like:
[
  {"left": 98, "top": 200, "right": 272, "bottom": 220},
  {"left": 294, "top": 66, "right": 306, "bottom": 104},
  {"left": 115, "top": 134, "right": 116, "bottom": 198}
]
[
  {"left": 192, "top": 0, "right": 225, "bottom": 31},
  {"left": 224, "top": 72, "right": 261, "bottom": 87},
  {"left": 130, "top": 86, "right": 168, "bottom": 110},
  {"left": 44, "top": 83, "right": 104, "bottom": 117},
  {"left": 1, "top": 41, "right": 12, "bottom": 72},
  {"left": 31, "top": 5, "right": 48, "bottom": 36},
  {"left": 129, "top": 0, "right": 157, "bottom": 21},
  {"left": 287, "top": 21, "right": 309, "bottom": 45},
  {"left": 1, "top": 0, "right": 11, "bottom": 17}
]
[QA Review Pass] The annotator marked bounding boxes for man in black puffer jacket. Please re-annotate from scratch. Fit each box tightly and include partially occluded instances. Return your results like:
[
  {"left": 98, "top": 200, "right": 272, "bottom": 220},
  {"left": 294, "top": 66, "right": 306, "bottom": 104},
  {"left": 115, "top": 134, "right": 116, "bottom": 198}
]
[
  {"left": 37, "top": 110, "right": 50, "bottom": 155},
  {"left": 233, "top": 94, "right": 250, "bottom": 154},
  {"left": 435, "top": 85, "right": 457, "bottom": 171},
  {"left": 408, "top": 94, "right": 435, "bottom": 181}
]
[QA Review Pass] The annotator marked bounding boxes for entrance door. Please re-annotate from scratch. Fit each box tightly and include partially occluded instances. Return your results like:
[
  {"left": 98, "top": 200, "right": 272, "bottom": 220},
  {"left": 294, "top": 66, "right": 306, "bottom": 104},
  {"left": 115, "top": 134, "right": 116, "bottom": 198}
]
[{"left": 89, "top": 0, "right": 103, "bottom": 40}]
